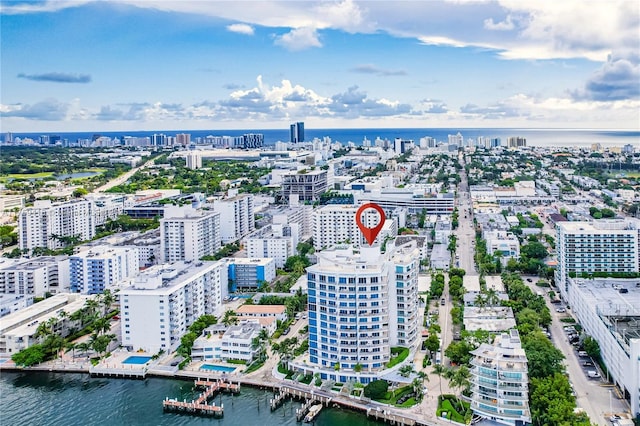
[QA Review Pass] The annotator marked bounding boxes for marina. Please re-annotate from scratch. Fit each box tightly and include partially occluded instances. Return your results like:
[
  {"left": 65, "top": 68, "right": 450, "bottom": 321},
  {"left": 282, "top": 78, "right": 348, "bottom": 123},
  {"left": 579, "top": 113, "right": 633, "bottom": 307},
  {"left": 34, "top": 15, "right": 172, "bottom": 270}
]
[{"left": 162, "top": 379, "right": 240, "bottom": 417}]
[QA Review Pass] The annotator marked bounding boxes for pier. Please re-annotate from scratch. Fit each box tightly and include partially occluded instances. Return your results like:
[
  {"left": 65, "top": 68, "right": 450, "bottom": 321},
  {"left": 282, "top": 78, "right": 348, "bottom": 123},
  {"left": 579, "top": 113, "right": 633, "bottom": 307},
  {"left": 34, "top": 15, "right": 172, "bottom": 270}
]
[{"left": 162, "top": 378, "right": 240, "bottom": 417}]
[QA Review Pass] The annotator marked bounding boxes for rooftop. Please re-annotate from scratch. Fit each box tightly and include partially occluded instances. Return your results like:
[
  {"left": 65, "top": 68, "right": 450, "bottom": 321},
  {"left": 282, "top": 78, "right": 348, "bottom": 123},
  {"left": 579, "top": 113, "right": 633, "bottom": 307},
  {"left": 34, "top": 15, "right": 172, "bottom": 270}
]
[
  {"left": 236, "top": 304, "right": 286, "bottom": 315},
  {"left": 0, "top": 293, "right": 91, "bottom": 336},
  {"left": 121, "top": 260, "right": 224, "bottom": 294}
]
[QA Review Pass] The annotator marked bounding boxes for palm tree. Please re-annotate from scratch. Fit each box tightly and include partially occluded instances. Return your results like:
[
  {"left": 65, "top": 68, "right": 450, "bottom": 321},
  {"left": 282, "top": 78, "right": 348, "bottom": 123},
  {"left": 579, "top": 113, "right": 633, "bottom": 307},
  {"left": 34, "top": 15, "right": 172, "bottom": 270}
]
[
  {"left": 65, "top": 341, "right": 77, "bottom": 359},
  {"left": 35, "top": 321, "right": 53, "bottom": 339},
  {"left": 101, "top": 289, "right": 115, "bottom": 315},
  {"left": 412, "top": 377, "right": 424, "bottom": 401},
  {"left": 485, "top": 288, "right": 500, "bottom": 307},
  {"left": 399, "top": 364, "right": 414, "bottom": 378},
  {"left": 84, "top": 298, "right": 100, "bottom": 317},
  {"left": 473, "top": 293, "right": 487, "bottom": 311},
  {"left": 432, "top": 364, "right": 447, "bottom": 396},
  {"left": 221, "top": 310, "right": 239, "bottom": 327},
  {"left": 448, "top": 366, "right": 471, "bottom": 410},
  {"left": 93, "top": 317, "right": 111, "bottom": 336},
  {"left": 75, "top": 342, "right": 91, "bottom": 358}
]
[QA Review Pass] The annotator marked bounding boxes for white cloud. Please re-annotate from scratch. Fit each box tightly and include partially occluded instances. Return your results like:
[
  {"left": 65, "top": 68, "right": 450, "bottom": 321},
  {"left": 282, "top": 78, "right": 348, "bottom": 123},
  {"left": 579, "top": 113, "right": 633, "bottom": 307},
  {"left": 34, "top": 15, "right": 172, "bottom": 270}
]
[
  {"left": 483, "top": 15, "right": 514, "bottom": 31},
  {"left": 226, "top": 23, "right": 254, "bottom": 35},
  {"left": 5, "top": 1, "right": 637, "bottom": 62},
  {"left": 274, "top": 27, "right": 322, "bottom": 51}
]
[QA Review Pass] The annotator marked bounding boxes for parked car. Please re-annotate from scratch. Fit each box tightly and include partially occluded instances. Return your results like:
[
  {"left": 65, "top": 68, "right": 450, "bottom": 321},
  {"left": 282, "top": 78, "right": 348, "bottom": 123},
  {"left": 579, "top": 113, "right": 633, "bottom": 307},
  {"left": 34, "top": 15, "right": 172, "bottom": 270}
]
[
  {"left": 556, "top": 307, "right": 566, "bottom": 313},
  {"left": 582, "top": 361, "right": 594, "bottom": 367},
  {"left": 578, "top": 350, "right": 588, "bottom": 357},
  {"left": 587, "top": 370, "right": 601, "bottom": 379},
  {"left": 526, "top": 278, "right": 532, "bottom": 282}
]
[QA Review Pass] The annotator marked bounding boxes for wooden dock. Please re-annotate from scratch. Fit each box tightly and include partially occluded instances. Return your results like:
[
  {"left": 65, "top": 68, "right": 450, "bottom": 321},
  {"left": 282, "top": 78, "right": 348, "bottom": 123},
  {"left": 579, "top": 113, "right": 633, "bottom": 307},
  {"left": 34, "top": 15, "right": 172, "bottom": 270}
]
[{"left": 162, "top": 379, "right": 240, "bottom": 417}]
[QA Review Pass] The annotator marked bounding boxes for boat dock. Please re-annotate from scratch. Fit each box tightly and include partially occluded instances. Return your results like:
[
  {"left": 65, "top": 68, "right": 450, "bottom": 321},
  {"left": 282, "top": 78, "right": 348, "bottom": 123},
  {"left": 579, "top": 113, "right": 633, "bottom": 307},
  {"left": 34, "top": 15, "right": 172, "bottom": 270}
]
[{"left": 162, "top": 379, "right": 240, "bottom": 417}]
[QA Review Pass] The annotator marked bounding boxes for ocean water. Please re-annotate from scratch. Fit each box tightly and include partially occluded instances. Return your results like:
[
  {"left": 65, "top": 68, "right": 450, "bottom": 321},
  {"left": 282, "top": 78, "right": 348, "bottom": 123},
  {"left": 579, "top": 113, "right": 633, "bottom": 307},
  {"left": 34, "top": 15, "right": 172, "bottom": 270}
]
[
  {"left": 9, "top": 128, "right": 640, "bottom": 148},
  {"left": 0, "top": 371, "right": 386, "bottom": 426}
]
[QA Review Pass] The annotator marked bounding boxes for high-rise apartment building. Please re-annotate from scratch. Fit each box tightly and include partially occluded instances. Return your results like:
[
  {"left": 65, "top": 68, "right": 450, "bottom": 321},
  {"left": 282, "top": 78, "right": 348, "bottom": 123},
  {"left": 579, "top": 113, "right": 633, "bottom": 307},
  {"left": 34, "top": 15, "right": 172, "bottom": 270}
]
[
  {"left": 246, "top": 223, "right": 299, "bottom": 268},
  {"left": 290, "top": 122, "right": 305, "bottom": 143},
  {"left": 185, "top": 150, "right": 202, "bottom": 170},
  {"left": 281, "top": 169, "right": 327, "bottom": 202},
  {"left": 555, "top": 219, "right": 640, "bottom": 298},
  {"left": 303, "top": 241, "right": 419, "bottom": 383},
  {"left": 213, "top": 194, "right": 255, "bottom": 243},
  {"left": 150, "top": 133, "right": 167, "bottom": 146},
  {"left": 69, "top": 246, "right": 139, "bottom": 294},
  {"left": 507, "top": 137, "right": 526, "bottom": 148},
  {"left": 312, "top": 204, "right": 396, "bottom": 251},
  {"left": 18, "top": 200, "right": 95, "bottom": 251},
  {"left": 119, "top": 261, "right": 227, "bottom": 353},
  {"left": 469, "top": 329, "right": 531, "bottom": 426},
  {"left": 160, "top": 206, "right": 221, "bottom": 263}
]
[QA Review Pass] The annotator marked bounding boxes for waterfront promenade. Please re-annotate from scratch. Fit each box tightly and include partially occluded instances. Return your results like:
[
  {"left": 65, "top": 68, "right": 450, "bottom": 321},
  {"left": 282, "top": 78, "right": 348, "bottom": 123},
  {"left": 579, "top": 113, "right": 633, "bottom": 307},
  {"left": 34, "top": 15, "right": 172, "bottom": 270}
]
[{"left": 0, "top": 354, "right": 462, "bottom": 426}]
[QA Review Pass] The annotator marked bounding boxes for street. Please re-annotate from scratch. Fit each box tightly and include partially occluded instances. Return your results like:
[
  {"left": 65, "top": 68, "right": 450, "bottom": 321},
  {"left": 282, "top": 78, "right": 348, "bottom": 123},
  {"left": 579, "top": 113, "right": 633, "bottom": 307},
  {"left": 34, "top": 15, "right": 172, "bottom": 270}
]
[
  {"left": 522, "top": 276, "right": 628, "bottom": 425},
  {"left": 92, "top": 158, "right": 156, "bottom": 193}
]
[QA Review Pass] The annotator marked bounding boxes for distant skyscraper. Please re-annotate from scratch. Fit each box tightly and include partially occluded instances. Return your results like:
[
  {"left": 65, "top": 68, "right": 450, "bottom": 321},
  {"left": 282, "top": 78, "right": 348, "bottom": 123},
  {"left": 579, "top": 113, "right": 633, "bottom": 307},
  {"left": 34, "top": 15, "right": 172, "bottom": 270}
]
[
  {"left": 290, "top": 122, "right": 305, "bottom": 143},
  {"left": 176, "top": 133, "right": 191, "bottom": 146},
  {"left": 150, "top": 133, "right": 167, "bottom": 146},
  {"left": 507, "top": 136, "right": 526, "bottom": 148}
]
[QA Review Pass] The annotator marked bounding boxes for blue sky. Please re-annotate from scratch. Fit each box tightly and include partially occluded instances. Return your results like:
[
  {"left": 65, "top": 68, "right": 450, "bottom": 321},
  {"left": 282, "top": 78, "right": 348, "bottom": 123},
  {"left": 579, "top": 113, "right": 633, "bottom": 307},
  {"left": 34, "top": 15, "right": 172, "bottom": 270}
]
[{"left": 1, "top": 0, "right": 639, "bottom": 132}]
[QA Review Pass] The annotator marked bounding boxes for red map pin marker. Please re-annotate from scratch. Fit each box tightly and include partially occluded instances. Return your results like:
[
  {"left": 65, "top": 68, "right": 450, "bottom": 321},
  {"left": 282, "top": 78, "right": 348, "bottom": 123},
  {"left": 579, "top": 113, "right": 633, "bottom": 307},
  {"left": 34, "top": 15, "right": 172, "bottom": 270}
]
[{"left": 356, "top": 203, "right": 386, "bottom": 246}]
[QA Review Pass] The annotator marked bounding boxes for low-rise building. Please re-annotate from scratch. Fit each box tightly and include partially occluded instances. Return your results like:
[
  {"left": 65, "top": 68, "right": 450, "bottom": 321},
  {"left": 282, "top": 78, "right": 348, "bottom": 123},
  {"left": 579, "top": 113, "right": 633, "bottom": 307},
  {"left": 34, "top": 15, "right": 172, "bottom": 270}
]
[
  {"left": 463, "top": 306, "right": 517, "bottom": 332},
  {"left": 192, "top": 321, "right": 262, "bottom": 362},
  {"left": 0, "top": 293, "right": 90, "bottom": 355},
  {"left": 227, "top": 258, "right": 276, "bottom": 291},
  {"left": 235, "top": 304, "right": 287, "bottom": 322},
  {"left": 485, "top": 231, "right": 520, "bottom": 265}
]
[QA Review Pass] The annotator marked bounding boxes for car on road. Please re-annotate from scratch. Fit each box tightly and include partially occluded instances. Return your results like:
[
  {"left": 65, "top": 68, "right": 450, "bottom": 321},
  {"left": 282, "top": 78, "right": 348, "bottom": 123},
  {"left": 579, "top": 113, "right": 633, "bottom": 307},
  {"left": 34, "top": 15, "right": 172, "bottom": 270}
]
[
  {"left": 526, "top": 278, "right": 532, "bottom": 282},
  {"left": 441, "top": 298, "right": 446, "bottom": 305}
]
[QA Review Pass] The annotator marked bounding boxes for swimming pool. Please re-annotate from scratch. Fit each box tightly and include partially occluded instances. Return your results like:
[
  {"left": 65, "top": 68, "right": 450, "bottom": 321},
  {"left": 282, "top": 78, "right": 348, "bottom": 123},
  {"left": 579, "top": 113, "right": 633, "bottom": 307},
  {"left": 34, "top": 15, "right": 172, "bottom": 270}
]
[
  {"left": 122, "top": 356, "right": 152, "bottom": 365},
  {"left": 200, "top": 364, "right": 236, "bottom": 373}
]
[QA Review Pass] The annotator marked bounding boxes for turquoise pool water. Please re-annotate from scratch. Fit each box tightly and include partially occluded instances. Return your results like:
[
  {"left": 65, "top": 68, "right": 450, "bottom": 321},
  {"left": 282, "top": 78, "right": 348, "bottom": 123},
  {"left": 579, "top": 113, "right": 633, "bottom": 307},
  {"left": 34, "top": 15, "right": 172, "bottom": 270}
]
[
  {"left": 122, "top": 356, "right": 152, "bottom": 365},
  {"left": 200, "top": 364, "right": 236, "bottom": 373}
]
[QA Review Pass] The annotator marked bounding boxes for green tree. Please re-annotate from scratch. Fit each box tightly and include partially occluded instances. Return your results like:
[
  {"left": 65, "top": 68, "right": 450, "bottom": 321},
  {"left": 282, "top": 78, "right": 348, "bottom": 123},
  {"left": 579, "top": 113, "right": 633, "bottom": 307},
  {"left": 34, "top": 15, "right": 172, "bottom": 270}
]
[
  {"left": 522, "top": 331, "right": 565, "bottom": 379},
  {"left": 444, "top": 340, "right": 475, "bottom": 365},
  {"left": 363, "top": 379, "right": 389, "bottom": 400},
  {"left": 521, "top": 242, "right": 548, "bottom": 259},
  {"left": 11, "top": 345, "right": 46, "bottom": 366},
  {"left": 582, "top": 336, "right": 601, "bottom": 360},
  {"left": 72, "top": 187, "right": 88, "bottom": 198},
  {"left": 530, "top": 373, "right": 590, "bottom": 426},
  {"left": 424, "top": 334, "right": 440, "bottom": 354}
]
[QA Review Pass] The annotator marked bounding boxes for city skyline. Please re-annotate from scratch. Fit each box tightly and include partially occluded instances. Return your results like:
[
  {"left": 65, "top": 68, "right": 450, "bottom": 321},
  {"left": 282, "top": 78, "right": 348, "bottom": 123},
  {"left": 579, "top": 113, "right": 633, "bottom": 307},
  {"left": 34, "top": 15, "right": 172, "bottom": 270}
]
[{"left": 1, "top": 0, "right": 639, "bottom": 133}]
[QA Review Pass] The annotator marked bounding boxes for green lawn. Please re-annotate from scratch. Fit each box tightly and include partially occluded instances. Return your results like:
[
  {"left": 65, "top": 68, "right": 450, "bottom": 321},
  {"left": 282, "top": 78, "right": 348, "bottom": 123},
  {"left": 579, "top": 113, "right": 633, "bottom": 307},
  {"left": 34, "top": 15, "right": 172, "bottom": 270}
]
[
  {"left": 375, "top": 385, "right": 417, "bottom": 407},
  {"left": 386, "top": 346, "right": 410, "bottom": 368},
  {"left": 0, "top": 172, "right": 54, "bottom": 181},
  {"left": 437, "top": 395, "right": 471, "bottom": 423}
]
